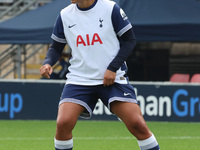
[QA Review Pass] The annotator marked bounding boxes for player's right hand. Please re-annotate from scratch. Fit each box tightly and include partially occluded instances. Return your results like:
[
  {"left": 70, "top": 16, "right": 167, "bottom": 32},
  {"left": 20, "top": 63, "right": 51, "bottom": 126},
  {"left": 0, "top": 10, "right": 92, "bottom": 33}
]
[{"left": 40, "top": 64, "right": 53, "bottom": 79}]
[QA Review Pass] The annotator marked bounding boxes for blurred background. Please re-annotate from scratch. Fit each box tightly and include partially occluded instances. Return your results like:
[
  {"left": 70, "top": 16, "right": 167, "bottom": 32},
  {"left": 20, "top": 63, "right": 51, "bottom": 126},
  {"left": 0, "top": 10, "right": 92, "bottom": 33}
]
[
  {"left": 0, "top": 2, "right": 200, "bottom": 150},
  {"left": 0, "top": 0, "right": 200, "bottom": 81},
  {"left": 0, "top": 0, "right": 200, "bottom": 122}
]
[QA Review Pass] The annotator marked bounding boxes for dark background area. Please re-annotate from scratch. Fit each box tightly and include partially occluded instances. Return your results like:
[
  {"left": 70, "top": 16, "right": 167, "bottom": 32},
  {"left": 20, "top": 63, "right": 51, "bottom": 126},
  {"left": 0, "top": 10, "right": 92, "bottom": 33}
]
[{"left": 127, "top": 43, "right": 200, "bottom": 81}]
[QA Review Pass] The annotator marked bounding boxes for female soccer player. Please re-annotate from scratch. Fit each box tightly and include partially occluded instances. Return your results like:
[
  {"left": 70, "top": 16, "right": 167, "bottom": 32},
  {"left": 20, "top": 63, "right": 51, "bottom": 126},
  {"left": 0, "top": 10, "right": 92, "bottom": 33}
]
[{"left": 40, "top": 0, "right": 160, "bottom": 149}]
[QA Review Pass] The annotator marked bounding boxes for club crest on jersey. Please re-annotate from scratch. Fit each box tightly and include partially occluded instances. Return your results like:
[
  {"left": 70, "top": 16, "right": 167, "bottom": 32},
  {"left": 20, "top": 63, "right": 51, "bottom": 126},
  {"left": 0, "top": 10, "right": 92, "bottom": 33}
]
[
  {"left": 120, "top": 8, "right": 128, "bottom": 20},
  {"left": 76, "top": 33, "right": 103, "bottom": 47},
  {"left": 99, "top": 18, "right": 103, "bottom": 28}
]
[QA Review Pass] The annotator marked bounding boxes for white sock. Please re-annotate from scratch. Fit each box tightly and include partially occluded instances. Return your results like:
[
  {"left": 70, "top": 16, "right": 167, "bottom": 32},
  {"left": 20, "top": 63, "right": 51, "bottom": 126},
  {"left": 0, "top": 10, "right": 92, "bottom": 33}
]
[
  {"left": 137, "top": 134, "right": 160, "bottom": 150},
  {"left": 54, "top": 138, "right": 73, "bottom": 150}
]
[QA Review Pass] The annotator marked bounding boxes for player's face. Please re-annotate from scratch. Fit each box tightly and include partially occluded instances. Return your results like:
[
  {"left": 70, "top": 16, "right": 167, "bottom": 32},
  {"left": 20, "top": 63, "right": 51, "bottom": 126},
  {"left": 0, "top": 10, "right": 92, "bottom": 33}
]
[{"left": 70, "top": 0, "right": 82, "bottom": 4}]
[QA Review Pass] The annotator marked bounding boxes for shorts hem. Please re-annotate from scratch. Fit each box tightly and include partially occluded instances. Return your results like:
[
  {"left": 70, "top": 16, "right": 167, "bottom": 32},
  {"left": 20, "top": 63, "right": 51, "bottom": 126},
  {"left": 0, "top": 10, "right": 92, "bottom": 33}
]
[
  {"left": 59, "top": 98, "right": 92, "bottom": 119},
  {"left": 108, "top": 97, "right": 138, "bottom": 110}
]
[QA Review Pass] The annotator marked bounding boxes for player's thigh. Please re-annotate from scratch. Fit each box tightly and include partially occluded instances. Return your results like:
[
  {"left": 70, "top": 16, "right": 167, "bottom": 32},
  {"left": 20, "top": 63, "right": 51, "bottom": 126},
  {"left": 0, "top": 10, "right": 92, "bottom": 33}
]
[
  {"left": 57, "top": 102, "right": 85, "bottom": 129},
  {"left": 110, "top": 101, "right": 151, "bottom": 138},
  {"left": 59, "top": 84, "right": 98, "bottom": 119},
  {"left": 111, "top": 101, "right": 145, "bottom": 124}
]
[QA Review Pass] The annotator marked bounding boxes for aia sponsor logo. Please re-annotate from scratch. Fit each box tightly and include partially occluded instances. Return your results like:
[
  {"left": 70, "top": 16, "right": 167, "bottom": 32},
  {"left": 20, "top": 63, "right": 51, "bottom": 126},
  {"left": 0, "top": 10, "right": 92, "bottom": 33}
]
[{"left": 76, "top": 33, "right": 103, "bottom": 47}]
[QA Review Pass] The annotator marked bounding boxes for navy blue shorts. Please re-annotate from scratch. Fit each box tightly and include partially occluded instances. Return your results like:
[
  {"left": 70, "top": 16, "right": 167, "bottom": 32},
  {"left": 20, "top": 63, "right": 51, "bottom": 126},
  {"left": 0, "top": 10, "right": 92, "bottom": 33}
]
[{"left": 59, "top": 83, "right": 138, "bottom": 119}]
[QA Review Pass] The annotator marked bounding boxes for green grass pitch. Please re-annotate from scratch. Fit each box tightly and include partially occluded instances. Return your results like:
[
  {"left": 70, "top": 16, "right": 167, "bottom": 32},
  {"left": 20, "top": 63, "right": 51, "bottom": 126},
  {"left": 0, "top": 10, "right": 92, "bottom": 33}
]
[{"left": 0, "top": 120, "right": 200, "bottom": 150}]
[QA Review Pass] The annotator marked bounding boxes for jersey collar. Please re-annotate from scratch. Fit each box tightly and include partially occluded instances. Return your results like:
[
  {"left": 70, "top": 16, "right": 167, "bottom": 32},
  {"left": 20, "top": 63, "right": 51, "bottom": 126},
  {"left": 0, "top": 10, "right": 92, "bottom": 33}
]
[{"left": 76, "top": 0, "right": 98, "bottom": 11}]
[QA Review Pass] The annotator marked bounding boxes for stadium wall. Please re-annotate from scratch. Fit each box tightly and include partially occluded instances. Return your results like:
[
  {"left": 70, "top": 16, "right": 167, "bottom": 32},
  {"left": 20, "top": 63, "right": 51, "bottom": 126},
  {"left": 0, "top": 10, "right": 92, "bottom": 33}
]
[{"left": 0, "top": 79, "right": 200, "bottom": 122}]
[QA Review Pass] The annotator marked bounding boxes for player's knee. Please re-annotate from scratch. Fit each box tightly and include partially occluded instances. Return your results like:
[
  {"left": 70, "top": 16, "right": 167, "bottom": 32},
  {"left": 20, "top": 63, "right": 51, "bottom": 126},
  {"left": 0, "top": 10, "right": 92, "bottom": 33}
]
[
  {"left": 126, "top": 118, "right": 149, "bottom": 134},
  {"left": 56, "top": 118, "right": 74, "bottom": 140},
  {"left": 56, "top": 116, "right": 73, "bottom": 130}
]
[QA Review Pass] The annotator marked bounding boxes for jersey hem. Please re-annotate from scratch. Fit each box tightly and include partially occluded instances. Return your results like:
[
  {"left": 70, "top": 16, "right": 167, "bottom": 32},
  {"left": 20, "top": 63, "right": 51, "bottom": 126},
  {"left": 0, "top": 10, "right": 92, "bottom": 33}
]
[{"left": 65, "top": 80, "right": 128, "bottom": 86}]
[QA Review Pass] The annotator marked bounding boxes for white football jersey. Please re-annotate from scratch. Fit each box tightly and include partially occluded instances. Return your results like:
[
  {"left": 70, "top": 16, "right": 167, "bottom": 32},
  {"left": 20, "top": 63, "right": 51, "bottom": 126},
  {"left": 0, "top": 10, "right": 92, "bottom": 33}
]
[{"left": 52, "top": 0, "right": 132, "bottom": 85}]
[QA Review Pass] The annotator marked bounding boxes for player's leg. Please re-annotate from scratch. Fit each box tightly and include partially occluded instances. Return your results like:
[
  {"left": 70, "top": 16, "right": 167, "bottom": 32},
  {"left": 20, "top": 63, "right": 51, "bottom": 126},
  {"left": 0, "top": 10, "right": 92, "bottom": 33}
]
[
  {"left": 55, "top": 102, "right": 85, "bottom": 150},
  {"left": 54, "top": 84, "right": 98, "bottom": 150},
  {"left": 56, "top": 102, "right": 85, "bottom": 140},
  {"left": 111, "top": 101, "right": 160, "bottom": 150}
]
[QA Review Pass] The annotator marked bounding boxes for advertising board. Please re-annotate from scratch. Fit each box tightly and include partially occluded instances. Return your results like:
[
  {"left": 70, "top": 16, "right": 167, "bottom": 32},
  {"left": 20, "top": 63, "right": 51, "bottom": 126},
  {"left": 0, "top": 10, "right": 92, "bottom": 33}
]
[{"left": 0, "top": 80, "right": 199, "bottom": 122}]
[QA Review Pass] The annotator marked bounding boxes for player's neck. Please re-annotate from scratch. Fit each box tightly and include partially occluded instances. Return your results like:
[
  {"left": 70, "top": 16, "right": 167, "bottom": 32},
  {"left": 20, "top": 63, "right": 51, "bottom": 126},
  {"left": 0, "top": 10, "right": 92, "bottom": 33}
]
[{"left": 77, "top": 0, "right": 95, "bottom": 8}]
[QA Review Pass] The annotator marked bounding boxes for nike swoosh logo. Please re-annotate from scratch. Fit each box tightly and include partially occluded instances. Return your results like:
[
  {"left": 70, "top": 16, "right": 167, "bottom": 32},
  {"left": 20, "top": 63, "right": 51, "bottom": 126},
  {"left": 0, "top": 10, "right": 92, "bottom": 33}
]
[
  {"left": 124, "top": 93, "right": 131, "bottom": 96},
  {"left": 68, "top": 24, "right": 76, "bottom": 28}
]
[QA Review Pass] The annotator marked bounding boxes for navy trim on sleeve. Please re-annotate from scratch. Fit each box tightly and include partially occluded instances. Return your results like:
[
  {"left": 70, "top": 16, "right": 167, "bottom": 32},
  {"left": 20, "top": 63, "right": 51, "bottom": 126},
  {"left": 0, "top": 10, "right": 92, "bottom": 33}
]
[
  {"left": 51, "top": 14, "right": 67, "bottom": 43},
  {"left": 43, "top": 40, "right": 66, "bottom": 66},
  {"left": 111, "top": 4, "right": 132, "bottom": 37}
]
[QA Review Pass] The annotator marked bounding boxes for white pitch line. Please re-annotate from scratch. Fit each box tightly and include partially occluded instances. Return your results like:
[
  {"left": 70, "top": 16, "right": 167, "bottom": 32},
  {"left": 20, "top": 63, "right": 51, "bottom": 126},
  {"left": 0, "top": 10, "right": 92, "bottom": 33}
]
[
  {"left": 159, "top": 136, "right": 200, "bottom": 139},
  {"left": 0, "top": 137, "right": 52, "bottom": 141},
  {"left": 0, "top": 136, "right": 200, "bottom": 141}
]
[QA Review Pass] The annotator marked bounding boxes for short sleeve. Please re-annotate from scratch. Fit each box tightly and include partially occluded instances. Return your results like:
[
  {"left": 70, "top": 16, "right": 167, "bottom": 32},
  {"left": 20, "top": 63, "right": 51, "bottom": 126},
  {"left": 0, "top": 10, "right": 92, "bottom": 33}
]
[
  {"left": 111, "top": 4, "right": 132, "bottom": 37},
  {"left": 51, "top": 14, "right": 67, "bottom": 43}
]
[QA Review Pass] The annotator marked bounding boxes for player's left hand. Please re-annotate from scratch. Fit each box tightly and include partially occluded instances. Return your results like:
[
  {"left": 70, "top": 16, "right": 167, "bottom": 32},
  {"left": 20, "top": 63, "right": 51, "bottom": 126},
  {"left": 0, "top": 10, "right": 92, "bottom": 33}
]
[{"left": 103, "top": 69, "right": 116, "bottom": 86}]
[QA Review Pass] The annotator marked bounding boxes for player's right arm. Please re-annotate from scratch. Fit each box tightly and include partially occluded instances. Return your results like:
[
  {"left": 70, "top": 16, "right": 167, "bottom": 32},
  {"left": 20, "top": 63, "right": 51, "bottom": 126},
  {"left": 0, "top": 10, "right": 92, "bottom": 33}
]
[
  {"left": 40, "top": 40, "right": 66, "bottom": 78},
  {"left": 40, "top": 64, "right": 53, "bottom": 79},
  {"left": 40, "top": 13, "right": 67, "bottom": 78}
]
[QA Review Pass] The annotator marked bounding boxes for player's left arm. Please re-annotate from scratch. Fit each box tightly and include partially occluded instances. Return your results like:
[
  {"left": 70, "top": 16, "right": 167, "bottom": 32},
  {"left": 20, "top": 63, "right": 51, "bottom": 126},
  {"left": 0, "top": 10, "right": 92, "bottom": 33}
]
[
  {"left": 107, "top": 28, "right": 136, "bottom": 72},
  {"left": 103, "top": 4, "right": 136, "bottom": 86}
]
